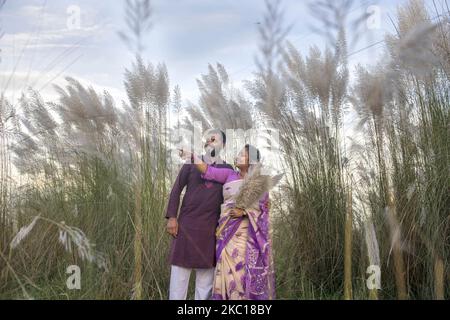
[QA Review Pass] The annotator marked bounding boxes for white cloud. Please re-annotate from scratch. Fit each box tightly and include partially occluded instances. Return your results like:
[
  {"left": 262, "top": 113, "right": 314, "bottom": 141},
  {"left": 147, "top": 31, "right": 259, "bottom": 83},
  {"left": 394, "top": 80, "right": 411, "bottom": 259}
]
[
  {"left": 19, "top": 4, "right": 63, "bottom": 28},
  {"left": 0, "top": 70, "right": 127, "bottom": 106},
  {"left": 1, "top": 24, "right": 104, "bottom": 56}
]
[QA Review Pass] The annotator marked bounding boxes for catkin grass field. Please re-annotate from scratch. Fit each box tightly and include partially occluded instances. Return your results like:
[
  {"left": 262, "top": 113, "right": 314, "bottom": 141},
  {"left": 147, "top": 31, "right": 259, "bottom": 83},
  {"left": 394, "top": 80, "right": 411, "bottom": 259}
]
[{"left": 0, "top": 0, "right": 448, "bottom": 300}]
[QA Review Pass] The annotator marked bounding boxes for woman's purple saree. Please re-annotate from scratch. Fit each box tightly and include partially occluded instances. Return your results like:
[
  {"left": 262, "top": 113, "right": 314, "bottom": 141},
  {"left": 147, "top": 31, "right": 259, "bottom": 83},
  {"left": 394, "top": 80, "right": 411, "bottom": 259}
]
[{"left": 202, "top": 166, "right": 275, "bottom": 300}]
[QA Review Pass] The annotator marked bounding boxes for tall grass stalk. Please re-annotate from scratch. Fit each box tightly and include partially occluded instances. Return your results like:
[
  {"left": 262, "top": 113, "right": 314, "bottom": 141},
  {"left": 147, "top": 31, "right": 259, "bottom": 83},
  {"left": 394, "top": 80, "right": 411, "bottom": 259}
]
[{"left": 344, "top": 188, "right": 353, "bottom": 299}]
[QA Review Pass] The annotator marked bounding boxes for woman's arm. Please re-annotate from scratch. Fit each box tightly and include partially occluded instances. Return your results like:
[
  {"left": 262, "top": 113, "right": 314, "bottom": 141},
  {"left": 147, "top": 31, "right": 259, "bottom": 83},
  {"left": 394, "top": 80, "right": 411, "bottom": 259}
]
[
  {"left": 192, "top": 153, "right": 208, "bottom": 174},
  {"left": 180, "top": 149, "right": 233, "bottom": 183},
  {"left": 180, "top": 150, "right": 208, "bottom": 173},
  {"left": 201, "top": 165, "right": 234, "bottom": 184}
]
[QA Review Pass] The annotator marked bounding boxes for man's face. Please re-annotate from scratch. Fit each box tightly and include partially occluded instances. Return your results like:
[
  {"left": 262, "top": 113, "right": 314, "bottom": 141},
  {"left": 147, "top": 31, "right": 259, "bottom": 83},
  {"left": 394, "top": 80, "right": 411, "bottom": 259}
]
[{"left": 204, "top": 132, "right": 223, "bottom": 157}]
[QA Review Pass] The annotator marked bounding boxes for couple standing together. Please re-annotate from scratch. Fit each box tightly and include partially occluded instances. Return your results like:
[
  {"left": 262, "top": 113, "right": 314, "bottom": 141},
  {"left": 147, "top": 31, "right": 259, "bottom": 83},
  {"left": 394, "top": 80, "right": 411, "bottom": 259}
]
[{"left": 165, "top": 129, "right": 275, "bottom": 300}]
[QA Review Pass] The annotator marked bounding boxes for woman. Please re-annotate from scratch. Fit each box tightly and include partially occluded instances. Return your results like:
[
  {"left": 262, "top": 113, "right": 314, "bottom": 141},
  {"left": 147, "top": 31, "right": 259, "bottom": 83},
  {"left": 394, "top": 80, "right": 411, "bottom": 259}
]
[{"left": 187, "top": 144, "right": 275, "bottom": 300}]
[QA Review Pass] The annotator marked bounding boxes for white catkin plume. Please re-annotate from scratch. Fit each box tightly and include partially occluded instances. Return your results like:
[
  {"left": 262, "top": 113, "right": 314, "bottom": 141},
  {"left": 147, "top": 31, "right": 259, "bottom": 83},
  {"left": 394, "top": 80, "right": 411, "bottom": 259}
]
[
  {"left": 406, "top": 184, "right": 416, "bottom": 201},
  {"left": 183, "top": 63, "right": 254, "bottom": 131},
  {"left": 107, "top": 185, "right": 114, "bottom": 200},
  {"left": 419, "top": 207, "right": 426, "bottom": 227},
  {"left": 58, "top": 229, "right": 72, "bottom": 253},
  {"left": 10, "top": 215, "right": 40, "bottom": 249},
  {"left": 385, "top": 206, "right": 402, "bottom": 262},
  {"left": 397, "top": 22, "right": 439, "bottom": 76},
  {"left": 234, "top": 164, "right": 283, "bottom": 209},
  {"left": 364, "top": 220, "right": 381, "bottom": 267},
  {"left": 57, "top": 223, "right": 108, "bottom": 271}
]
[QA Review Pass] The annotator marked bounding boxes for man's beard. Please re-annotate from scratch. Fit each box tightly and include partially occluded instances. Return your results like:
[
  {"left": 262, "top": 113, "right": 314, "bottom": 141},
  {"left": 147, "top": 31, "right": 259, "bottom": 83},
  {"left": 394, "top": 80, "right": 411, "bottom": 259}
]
[{"left": 205, "top": 144, "right": 218, "bottom": 158}]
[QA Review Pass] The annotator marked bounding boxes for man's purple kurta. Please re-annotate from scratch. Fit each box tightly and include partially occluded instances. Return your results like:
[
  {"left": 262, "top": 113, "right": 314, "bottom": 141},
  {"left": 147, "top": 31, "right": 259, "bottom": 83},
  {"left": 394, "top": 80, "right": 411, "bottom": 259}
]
[{"left": 166, "top": 160, "right": 233, "bottom": 269}]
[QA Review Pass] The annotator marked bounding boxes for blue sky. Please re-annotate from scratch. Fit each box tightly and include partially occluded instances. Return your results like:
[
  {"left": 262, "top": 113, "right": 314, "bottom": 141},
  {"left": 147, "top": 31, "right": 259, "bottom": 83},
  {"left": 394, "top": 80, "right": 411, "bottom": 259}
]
[{"left": 0, "top": 0, "right": 410, "bottom": 104}]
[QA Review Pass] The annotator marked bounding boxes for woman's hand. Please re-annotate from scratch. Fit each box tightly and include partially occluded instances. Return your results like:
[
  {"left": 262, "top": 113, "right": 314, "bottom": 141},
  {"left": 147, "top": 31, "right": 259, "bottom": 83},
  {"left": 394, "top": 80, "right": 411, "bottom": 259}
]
[{"left": 229, "top": 207, "right": 246, "bottom": 218}]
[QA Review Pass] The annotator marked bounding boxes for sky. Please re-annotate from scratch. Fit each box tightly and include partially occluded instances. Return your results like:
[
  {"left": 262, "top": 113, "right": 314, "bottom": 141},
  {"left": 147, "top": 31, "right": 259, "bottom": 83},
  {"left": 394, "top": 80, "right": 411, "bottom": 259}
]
[{"left": 0, "top": 0, "right": 413, "bottom": 106}]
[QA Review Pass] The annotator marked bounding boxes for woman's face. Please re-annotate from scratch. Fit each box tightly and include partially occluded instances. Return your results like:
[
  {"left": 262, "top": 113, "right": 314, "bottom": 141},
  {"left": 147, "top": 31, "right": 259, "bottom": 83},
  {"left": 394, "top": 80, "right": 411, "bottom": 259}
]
[{"left": 234, "top": 148, "right": 248, "bottom": 170}]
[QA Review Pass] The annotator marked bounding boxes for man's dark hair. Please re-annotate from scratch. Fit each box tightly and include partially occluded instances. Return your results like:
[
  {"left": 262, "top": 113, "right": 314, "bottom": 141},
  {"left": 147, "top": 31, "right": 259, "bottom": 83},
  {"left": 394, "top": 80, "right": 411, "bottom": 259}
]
[
  {"left": 220, "top": 130, "right": 226, "bottom": 145},
  {"left": 208, "top": 128, "right": 226, "bottom": 145}
]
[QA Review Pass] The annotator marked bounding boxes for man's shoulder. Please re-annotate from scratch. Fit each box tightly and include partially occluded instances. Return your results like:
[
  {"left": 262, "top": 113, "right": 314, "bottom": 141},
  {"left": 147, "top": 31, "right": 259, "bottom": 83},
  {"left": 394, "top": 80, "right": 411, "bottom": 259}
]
[{"left": 179, "top": 162, "right": 194, "bottom": 173}]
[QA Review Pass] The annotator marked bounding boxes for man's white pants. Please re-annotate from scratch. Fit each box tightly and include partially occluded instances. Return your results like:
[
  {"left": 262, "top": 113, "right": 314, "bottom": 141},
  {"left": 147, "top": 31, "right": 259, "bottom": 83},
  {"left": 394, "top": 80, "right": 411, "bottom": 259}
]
[{"left": 169, "top": 265, "right": 215, "bottom": 300}]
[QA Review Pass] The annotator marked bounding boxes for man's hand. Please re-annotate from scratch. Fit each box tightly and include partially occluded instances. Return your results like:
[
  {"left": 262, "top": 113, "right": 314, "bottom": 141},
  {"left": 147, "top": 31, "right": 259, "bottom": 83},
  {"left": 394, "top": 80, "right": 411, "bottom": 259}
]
[
  {"left": 229, "top": 208, "right": 246, "bottom": 218},
  {"left": 166, "top": 217, "right": 178, "bottom": 238},
  {"left": 179, "top": 148, "right": 192, "bottom": 161}
]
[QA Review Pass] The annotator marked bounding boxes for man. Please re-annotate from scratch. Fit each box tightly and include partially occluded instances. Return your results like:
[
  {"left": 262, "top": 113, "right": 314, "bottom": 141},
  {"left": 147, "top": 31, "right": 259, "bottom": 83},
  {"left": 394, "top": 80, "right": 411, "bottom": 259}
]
[{"left": 166, "top": 129, "right": 233, "bottom": 300}]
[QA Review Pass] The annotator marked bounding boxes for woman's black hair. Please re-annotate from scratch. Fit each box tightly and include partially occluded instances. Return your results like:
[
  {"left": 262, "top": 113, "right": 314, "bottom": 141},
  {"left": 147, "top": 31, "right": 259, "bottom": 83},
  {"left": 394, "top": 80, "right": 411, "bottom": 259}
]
[{"left": 245, "top": 144, "right": 260, "bottom": 164}]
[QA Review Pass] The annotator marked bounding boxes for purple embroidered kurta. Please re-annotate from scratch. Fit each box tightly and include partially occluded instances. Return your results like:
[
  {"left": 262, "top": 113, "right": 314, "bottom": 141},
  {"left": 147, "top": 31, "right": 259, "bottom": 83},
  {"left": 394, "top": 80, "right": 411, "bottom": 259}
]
[{"left": 166, "top": 160, "right": 233, "bottom": 269}]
